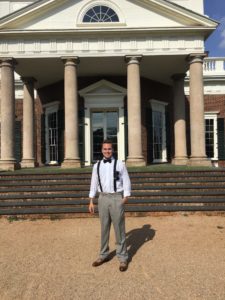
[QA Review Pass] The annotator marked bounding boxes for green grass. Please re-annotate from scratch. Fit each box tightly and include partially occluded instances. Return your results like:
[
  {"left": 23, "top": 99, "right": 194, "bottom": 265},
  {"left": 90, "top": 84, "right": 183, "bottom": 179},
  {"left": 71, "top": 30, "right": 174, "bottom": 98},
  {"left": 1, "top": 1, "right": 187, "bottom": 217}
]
[
  {"left": 127, "top": 164, "right": 219, "bottom": 172},
  {"left": 0, "top": 163, "right": 222, "bottom": 175},
  {"left": 0, "top": 166, "right": 92, "bottom": 174},
  {"left": 7, "top": 216, "right": 21, "bottom": 222}
]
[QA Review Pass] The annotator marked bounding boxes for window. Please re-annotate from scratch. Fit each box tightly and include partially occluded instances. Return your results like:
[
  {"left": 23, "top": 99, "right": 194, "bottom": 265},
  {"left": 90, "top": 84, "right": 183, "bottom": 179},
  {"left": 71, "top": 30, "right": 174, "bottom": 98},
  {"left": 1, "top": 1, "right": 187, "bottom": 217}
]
[
  {"left": 153, "top": 111, "right": 163, "bottom": 160},
  {"left": 83, "top": 5, "right": 119, "bottom": 23},
  {"left": 91, "top": 110, "right": 118, "bottom": 162},
  {"left": 150, "top": 99, "right": 168, "bottom": 163},
  {"left": 48, "top": 112, "right": 58, "bottom": 163},
  {"left": 44, "top": 102, "right": 60, "bottom": 165},
  {"left": 205, "top": 118, "right": 214, "bottom": 158},
  {"left": 204, "top": 113, "right": 219, "bottom": 161}
]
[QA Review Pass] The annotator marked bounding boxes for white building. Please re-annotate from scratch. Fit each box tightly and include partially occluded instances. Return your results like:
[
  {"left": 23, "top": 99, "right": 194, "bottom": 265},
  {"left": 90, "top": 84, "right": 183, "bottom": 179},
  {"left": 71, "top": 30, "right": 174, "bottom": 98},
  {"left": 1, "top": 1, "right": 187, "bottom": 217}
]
[{"left": 1, "top": 0, "right": 223, "bottom": 170}]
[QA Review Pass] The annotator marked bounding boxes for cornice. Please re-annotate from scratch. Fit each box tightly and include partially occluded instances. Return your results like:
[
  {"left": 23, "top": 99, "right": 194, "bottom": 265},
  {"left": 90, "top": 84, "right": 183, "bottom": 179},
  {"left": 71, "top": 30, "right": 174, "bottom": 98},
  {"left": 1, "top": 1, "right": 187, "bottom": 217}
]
[
  {"left": 0, "top": 0, "right": 218, "bottom": 30},
  {"left": 0, "top": 26, "right": 216, "bottom": 37}
]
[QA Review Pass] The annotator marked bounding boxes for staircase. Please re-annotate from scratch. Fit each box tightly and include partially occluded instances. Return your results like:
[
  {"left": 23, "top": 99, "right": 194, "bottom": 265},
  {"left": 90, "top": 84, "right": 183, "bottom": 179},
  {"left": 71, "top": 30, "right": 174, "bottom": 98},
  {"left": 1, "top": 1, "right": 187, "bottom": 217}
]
[{"left": 0, "top": 169, "right": 225, "bottom": 217}]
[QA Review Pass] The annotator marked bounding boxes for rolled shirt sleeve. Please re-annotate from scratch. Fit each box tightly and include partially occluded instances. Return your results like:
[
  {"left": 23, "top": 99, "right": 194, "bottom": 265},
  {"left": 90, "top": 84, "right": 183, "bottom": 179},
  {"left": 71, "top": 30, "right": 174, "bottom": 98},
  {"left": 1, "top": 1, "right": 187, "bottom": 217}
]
[
  {"left": 89, "top": 164, "right": 98, "bottom": 198},
  {"left": 121, "top": 162, "right": 131, "bottom": 197}
]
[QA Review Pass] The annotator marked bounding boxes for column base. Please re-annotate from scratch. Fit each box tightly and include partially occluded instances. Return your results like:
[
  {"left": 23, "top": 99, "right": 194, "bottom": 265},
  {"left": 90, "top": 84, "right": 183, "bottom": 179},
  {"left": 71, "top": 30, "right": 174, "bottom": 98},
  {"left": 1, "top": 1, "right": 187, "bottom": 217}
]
[
  {"left": 188, "top": 157, "right": 212, "bottom": 167},
  {"left": 61, "top": 159, "right": 81, "bottom": 169},
  {"left": 21, "top": 159, "right": 36, "bottom": 168},
  {"left": 172, "top": 157, "right": 188, "bottom": 166},
  {"left": 126, "top": 157, "right": 146, "bottom": 167},
  {"left": 0, "top": 159, "right": 19, "bottom": 171}
]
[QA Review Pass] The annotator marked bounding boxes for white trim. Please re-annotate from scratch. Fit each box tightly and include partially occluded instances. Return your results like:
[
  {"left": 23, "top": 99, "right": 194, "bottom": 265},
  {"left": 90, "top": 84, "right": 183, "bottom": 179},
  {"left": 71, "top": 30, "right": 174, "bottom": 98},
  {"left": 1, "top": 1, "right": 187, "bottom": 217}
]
[
  {"left": 204, "top": 112, "right": 219, "bottom": 162},
  {"left": 0, "top": 0, "right": 217, "bottom": 28},
  {"left": 43, "top": 101, "right": 60, "bottom": 110},
  {"left": 0, "top": 35, "right": 204, "bottom": 58},
  {"left": 43, "top": 101, "right": 60, "bottom": 165},
  {"left": 77, "top": 0, "right": 126, "bottom": 27},
  {"left": 150, "top": 99, "right": 168, "bottom": 163},
  {"left": 79, "top": 80, "right": 126, "bottom": 166}
]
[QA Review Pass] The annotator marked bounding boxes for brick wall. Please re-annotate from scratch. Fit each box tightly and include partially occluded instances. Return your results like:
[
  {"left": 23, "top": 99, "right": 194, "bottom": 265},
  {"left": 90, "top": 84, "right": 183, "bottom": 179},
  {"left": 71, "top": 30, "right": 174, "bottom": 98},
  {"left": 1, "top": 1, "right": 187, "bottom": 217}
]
[{"left": 204, "top": 94, "right": 225, "bottom": 118}]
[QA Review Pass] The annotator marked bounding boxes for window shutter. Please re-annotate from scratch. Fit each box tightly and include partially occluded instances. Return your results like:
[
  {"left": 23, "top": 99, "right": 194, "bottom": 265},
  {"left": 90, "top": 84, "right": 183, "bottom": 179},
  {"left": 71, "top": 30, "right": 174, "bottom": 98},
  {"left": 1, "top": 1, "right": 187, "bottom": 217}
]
[
  {"left": 146, "top": 106, "right": 153, "bottom": 163},
  {"left": 124, "top": 107, "right": 128, "bottom": 159},
  {"left": 79, "top": 109, "right": 85, "bottom": 163},
  {"left": 217, "top": 118, "right": 225, "bottom": 160},
  {"left": 58, "top": 110, "right": 64, "bottom": 164},
  {"left": 15, "top": 121, "right": 22, "bottom": 163},
  {"left": 165, "top": 107, "right": 171, "bottom": 162},
  {"left": 41, "top": 114, "right": 46, "bottom": 164}
]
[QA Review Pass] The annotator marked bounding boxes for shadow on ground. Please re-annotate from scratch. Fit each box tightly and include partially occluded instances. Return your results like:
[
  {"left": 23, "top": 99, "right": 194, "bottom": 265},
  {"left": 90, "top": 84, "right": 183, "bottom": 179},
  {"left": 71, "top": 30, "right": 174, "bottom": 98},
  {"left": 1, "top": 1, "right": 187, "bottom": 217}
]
[
  {"left": 126, "top": 224, "right": 155, "bottom": 262},
  {"left": 108, "top": 224, "right": 155, "bottom": 262}
]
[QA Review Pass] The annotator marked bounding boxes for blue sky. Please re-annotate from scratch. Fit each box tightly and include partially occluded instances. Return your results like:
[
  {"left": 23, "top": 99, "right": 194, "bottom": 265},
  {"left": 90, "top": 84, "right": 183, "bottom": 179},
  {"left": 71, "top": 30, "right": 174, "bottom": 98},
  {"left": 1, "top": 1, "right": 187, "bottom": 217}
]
[{"left": 204, "top": 0, "right": 225, "bottom": 57}]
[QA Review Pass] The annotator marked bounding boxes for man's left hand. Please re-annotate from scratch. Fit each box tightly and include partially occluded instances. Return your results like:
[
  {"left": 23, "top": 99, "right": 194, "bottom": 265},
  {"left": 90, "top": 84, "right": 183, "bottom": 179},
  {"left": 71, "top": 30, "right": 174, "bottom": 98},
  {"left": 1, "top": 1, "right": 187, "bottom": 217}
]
[{"left": 122, "top": 197, "right": 128, "bottom": 204}]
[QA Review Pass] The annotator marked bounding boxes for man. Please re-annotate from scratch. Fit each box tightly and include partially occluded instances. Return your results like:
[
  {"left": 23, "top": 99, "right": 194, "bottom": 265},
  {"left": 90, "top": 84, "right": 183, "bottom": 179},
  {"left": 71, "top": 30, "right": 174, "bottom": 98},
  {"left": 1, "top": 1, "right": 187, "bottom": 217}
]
[{"left": 89, "top": 140, "right": 131, "bottom": 272}]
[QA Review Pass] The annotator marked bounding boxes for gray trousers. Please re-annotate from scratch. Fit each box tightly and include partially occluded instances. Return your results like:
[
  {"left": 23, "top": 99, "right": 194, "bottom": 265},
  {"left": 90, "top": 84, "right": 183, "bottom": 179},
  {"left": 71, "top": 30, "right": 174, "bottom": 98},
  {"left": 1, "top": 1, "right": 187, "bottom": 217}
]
[{"left": 98, "top": 192, "right": 128, "bottom": 262}]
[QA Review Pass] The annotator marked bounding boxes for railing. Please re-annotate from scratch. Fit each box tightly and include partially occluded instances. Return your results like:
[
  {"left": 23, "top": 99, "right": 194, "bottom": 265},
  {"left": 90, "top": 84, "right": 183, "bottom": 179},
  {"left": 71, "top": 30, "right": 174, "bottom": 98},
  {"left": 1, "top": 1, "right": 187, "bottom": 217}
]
[{"left": 204, "top": 58, "right": 225, "bottom": 75}]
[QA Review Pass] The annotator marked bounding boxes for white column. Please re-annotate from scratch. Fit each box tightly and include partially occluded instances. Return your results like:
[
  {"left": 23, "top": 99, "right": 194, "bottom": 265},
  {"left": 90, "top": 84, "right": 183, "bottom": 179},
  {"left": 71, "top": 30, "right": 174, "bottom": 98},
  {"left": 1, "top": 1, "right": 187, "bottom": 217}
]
[
  {"left": 125, "top": 55, "right": 146, "bottom": 166},
  {"left": 0, "top": 58, "right": 17, "bottom": 171},
  {"left": 21, "top": 77, "right": 36, "bottom": 168},
  {"left": 188, "top": 54, "right": 211, "bottom": 166},
  {"left": 171, "top": 73, "right": 188, "bottom": 165},
  {"left": 61, "top": 57, "right": 81, "bottom": 168}
]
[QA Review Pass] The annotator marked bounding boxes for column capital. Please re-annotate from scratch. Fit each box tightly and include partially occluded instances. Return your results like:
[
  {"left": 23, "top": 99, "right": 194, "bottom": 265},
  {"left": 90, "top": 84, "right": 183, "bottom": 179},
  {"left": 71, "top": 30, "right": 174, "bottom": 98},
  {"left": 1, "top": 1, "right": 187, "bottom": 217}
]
[
  {"left": 186, "top": 53, "right": 207, "bottom": 65},
  {"left": 125, "top": 55, "right": 142, "bottom": 65},
  {"left": 61, "top": 56, "right": 80, "bottom": 65},
  {"left": 0, "top": 57, "right": 17, "bottom": 67}
]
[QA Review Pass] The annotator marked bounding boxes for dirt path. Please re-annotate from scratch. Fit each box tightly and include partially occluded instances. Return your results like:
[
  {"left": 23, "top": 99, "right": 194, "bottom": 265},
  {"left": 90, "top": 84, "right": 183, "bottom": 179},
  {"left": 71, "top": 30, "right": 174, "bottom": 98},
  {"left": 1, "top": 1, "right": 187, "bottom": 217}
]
[{"left": 0, "top": 215, "right": 225, "bottom": 300}]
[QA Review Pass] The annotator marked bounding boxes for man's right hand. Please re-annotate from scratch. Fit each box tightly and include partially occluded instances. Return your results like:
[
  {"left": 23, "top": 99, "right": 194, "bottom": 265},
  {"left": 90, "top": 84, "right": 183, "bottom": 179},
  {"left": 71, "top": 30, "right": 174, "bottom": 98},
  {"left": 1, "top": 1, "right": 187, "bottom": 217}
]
[{"left": 89, "top": 200, "right": 95, "bottom": 214}]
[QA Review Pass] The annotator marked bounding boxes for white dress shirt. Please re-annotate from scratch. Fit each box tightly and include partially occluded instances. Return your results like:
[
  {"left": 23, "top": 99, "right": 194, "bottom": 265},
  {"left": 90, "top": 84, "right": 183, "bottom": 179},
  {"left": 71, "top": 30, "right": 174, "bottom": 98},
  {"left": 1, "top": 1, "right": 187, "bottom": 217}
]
[{"left": 89, "top": 157, "right": 131, "bottom": 198}]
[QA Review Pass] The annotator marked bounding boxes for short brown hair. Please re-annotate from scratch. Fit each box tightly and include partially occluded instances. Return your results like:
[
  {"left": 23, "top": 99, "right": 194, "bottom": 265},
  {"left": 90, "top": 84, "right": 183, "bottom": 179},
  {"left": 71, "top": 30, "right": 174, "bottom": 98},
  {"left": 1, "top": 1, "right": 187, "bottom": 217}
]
[{"left": 102, "top": 139, "right": 113, "bottom": 148}]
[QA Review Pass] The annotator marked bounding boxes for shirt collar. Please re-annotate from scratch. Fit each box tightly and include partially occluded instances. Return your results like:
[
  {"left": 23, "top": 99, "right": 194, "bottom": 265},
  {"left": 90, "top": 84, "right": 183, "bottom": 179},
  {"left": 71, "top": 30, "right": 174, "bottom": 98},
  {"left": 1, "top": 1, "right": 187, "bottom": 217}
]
[{"left": 102, "top": 156, "right": 114, "bottom": 161}]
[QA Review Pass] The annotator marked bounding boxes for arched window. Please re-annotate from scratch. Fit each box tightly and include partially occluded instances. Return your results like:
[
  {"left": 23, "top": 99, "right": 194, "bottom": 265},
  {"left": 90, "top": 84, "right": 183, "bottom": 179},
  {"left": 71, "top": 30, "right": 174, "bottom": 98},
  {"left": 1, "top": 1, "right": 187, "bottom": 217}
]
[{"left": 83, "top": 5, "right": 119, "bottom": 23}]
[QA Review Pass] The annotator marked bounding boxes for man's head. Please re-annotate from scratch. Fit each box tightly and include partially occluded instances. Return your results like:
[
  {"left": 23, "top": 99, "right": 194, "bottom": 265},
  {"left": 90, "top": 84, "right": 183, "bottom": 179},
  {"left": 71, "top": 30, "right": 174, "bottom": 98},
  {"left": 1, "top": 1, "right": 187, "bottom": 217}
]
[{"left": 101, "top": 140, "right": 113, "bottom": 159}]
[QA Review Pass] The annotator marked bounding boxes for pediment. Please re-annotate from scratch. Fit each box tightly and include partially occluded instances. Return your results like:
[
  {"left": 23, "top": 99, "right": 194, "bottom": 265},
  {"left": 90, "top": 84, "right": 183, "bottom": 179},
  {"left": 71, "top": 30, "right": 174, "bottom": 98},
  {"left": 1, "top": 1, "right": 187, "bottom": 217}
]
[
  {"left": 0, "top": 0, "right": 218, "bottom": 32},
  {"left": 79, "top": 80, "right": 126, "bottom": 96}
]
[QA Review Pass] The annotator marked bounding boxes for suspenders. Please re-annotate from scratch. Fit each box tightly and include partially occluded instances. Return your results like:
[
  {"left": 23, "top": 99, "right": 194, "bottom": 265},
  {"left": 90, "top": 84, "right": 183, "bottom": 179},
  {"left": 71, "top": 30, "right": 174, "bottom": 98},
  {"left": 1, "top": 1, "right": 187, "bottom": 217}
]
[
  {"left": 97, "top": 159, "right": 118, "bottom": 193},
  {"left": 97, "top": 160, "right": 103, "bottom": 192},
  {"left": 113, "top": 159, "right": 118, "bottom": 193}
]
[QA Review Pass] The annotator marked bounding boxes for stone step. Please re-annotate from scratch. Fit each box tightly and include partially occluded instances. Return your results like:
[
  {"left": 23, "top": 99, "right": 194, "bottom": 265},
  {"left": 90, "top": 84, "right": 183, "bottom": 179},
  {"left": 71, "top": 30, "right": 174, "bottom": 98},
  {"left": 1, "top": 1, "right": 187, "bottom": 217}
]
[
  {"left": 1, "top": 170, "right": 225, "bottom": 179},
  {"left": 0, "top": 178, "right": 225, "bottom": 188},
  {"left": 1, "top": 197, "right": 225, "bottom": 207},
  {"left": 0, "top": 169, "right": 224, "bottom": 217},
  {"left": 1, "top": 190, "right": 225, "bottom": 201},
  {"left": 1, "top": 204, "right": 225, "bottom": 216},
  {"left": 0, "top": 184, "right": 225, "bottom": 195}
]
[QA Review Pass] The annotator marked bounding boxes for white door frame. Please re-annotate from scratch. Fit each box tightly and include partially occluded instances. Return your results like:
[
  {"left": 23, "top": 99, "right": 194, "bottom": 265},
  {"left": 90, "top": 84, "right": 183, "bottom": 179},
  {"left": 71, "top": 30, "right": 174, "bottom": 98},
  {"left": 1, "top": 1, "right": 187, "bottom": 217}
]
[
  {"left": 43, "top": 101, "right": 60, "bottom": 165},
  {"left": 150, "top": 99, "right": 168, "bottom": 163},
  {"left": 204, "top": 112, "right": 219, "bottom": 163},
  {"left": 79, "top": 80, "right": 126, "bottom": 166}
]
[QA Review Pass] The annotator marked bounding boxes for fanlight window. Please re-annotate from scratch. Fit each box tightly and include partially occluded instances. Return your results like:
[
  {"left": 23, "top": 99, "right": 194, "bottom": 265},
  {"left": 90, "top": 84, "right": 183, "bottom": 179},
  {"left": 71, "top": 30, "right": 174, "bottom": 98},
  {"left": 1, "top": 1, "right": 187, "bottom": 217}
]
[{"left": 83, "top": 5, "right": 119, "bottom": 23}]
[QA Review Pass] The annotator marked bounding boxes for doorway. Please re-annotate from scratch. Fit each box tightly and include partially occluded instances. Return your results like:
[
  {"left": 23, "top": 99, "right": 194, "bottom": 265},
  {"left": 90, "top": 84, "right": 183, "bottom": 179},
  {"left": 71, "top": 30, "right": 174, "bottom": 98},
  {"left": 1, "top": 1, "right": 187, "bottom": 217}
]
[
  {"left": 91, "top": 110, "right": 118, "bottom": 161},
  {"left": 79, "top": 79, "right": 126, "bottom": 166}
]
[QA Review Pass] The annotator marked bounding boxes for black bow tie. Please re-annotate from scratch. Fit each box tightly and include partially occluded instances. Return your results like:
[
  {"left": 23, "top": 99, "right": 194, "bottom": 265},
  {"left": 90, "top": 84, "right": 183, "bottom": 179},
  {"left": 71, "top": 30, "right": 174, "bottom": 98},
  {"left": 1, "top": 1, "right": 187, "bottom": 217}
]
[{"left": 103, "top": 158, "right": 112, "bottom": 163}]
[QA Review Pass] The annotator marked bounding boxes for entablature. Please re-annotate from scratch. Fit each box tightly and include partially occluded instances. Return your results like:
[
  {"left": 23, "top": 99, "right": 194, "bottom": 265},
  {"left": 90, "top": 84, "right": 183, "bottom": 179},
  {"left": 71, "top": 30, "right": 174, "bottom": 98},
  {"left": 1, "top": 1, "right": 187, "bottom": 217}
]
[{"left": 0, "top": 33, "right": 204, "bottom": 58}]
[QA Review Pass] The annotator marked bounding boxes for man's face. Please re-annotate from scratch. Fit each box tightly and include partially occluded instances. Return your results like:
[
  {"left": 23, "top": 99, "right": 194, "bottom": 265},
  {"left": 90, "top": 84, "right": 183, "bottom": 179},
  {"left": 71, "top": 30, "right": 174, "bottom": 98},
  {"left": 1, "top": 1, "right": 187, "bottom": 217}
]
[{"left": 102, "top": 143, "right": 113, "bottom": 159}]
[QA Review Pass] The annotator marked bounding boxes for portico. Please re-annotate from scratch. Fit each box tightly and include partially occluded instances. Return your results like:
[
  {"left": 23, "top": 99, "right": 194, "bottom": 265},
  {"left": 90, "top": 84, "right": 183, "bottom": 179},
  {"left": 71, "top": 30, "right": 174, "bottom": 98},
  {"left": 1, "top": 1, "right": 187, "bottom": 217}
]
[{"left": 0, "top": 0, "right": 217, "bottom": 170}]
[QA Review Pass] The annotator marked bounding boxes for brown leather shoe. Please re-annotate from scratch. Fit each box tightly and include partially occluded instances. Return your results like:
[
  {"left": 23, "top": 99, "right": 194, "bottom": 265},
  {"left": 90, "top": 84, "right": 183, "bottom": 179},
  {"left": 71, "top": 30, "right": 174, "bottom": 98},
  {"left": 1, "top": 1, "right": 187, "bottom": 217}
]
[
  {"left": 119, "top": 262, "right": 128, "bottom": 272},
  {"left": 92, "top": 257, "right": 109, "bottom": 267}
]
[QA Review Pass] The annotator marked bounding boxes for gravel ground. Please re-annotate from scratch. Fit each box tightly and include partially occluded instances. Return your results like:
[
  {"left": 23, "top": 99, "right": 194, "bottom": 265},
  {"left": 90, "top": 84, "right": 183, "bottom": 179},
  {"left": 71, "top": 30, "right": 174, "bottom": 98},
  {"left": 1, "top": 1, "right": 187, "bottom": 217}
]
[{"left": 0, "top": 214, "right": 225, "bottom": 300}]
